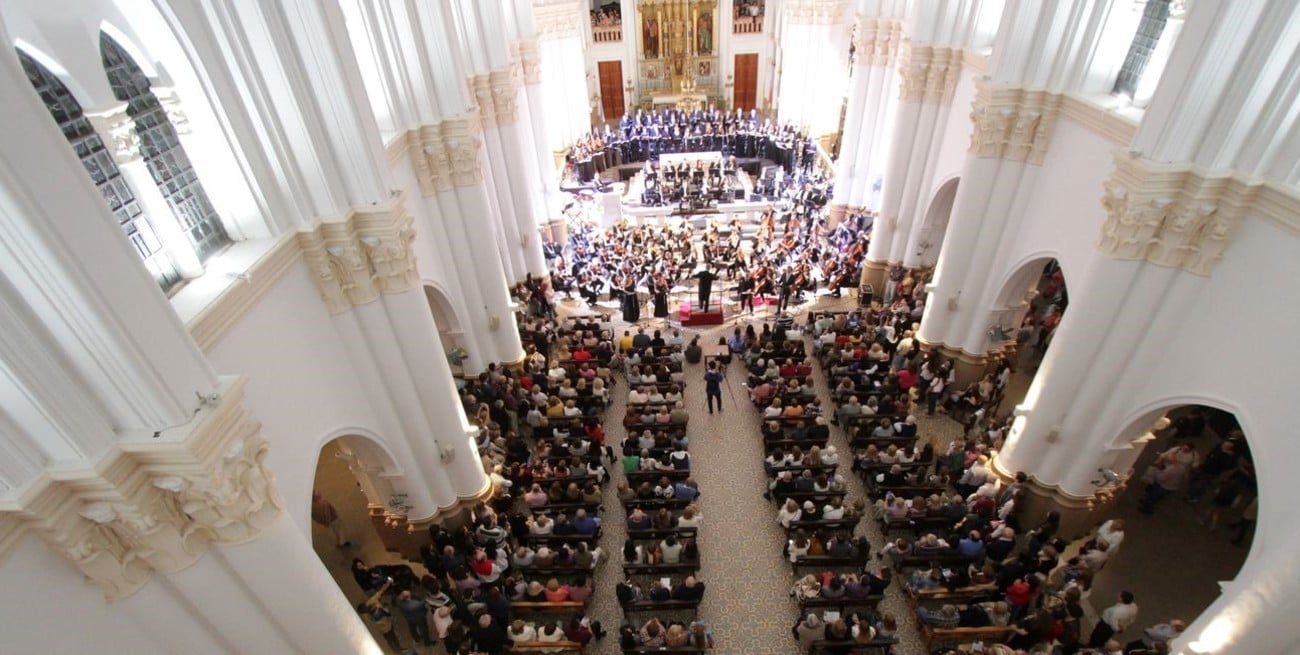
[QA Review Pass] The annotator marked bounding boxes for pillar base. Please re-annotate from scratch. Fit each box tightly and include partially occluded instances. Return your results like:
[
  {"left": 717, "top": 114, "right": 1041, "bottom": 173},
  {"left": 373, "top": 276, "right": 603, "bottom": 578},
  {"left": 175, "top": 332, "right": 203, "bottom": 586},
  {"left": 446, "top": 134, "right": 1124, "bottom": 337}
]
[
  {"left": 502, "top": 350, "right": 528, "bottom": 373},
  {"left": 943, "top": 345, "right": 990, "bottom": 389},
  {"left": 860, "top": 259, "right": 889, "bottom": 297},
  {"left": 992, "top": 457, "right": 1125, "bottom": 542},
  {"left": 828, "top": 204, "right": 852, "bottom": 229}
]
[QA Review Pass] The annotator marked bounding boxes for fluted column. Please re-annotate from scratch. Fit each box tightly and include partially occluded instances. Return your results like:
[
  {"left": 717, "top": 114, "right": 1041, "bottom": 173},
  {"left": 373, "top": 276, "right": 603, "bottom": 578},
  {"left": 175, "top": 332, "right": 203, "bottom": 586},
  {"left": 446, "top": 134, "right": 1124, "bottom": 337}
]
[{"left": 831, "top": 2, "right": 907, "bottom": 222}]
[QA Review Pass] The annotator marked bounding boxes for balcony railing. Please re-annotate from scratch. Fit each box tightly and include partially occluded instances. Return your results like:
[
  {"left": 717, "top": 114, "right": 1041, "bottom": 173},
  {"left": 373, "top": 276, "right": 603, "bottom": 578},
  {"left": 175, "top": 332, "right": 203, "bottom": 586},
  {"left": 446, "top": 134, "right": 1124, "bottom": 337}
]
[{"left": 592, "top": 23, "right": 623, "bottom": 43}]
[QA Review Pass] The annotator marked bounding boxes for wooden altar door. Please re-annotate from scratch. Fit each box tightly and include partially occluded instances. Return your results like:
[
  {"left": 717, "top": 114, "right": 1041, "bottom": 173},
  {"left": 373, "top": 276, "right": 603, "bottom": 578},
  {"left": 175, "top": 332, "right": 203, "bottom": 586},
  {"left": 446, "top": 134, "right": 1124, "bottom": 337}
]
[
  {"left": 598, "top": 60, "right": 625, "bottom": 122},
  {"left": 733, "top": 53, "right": 758, "bottom": 110}
]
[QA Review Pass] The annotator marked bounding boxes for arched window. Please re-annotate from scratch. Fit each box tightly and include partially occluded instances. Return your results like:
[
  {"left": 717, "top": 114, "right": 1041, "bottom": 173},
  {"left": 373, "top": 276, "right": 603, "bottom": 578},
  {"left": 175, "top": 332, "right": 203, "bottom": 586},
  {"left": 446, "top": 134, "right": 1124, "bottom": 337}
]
[
  {"left": 1112, "top": 0, "right": 1172, "bottom": 99},
  {"left": 16, "top": 50, "right": 182, "bottom": 291},
  {"left": 100, "top": 33, "right": 230, "bottom": 263}
]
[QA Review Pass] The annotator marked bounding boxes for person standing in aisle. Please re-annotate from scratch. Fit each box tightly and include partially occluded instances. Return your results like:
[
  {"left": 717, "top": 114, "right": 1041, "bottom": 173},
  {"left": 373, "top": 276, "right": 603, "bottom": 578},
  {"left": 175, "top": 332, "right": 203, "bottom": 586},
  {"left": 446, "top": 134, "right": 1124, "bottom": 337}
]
[{"left": 704, "top": 360, "right": 725, "bottom": 414}]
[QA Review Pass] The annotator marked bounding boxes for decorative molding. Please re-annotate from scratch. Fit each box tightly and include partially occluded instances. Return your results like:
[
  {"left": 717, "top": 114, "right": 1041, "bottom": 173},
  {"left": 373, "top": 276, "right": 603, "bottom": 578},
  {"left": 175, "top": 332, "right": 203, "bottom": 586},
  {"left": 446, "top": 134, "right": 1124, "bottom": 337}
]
[
  {"left": 784, "top": 0, "right": 849, "bottom": 25},
  {"left": 899, "top": 44, "right": 962, "bottom": 105},
  {"left": 1097, "top": 152, "right": 1262, "bottom": 276},
  {"left": 188, "top": 234, "right": 302, "bottom": 351},
  {"left": 517, "top": 39, "right": 542, "bottom": 86},
  {"left": 1059, "top": 94, "right": 1138, "bottom": 147},
  {"left": 297, "top": 193, "right": 419, "bottom": 314},
  {"left": 85, "top": 106, "right": 142, "bottom": 164},
  {"left": 967, "top": 80, "right": 1063, "bottom": 165},
  {"left": 470, "top": 74, "right": 496, "bottom": 129},
  {"left": 532, "top": 1, "right": 585, "bottom": 41},
  {"left": 0, "top": 377, "right": 281, "bottom": 599},
  {"left": 855, "top": 18, "right": 904, "bottom": 69},
  {"left": 960, "top": 50, "right": 988, "bottom": 75}
]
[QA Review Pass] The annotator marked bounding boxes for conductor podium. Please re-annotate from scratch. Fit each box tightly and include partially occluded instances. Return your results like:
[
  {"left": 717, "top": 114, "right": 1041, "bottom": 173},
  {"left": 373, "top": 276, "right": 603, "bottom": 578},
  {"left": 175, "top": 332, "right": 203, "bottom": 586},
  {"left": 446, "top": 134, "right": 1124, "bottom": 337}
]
[{"left": 678, "top": 301, "right": 724, "bottom": 326}]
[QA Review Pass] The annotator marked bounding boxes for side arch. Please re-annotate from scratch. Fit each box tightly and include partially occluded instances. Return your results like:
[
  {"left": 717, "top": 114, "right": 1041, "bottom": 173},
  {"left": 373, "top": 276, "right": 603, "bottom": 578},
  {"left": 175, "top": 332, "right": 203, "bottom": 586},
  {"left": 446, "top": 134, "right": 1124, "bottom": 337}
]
[{"left": 912, "top": 175, "right": 959, "bottom": 267}]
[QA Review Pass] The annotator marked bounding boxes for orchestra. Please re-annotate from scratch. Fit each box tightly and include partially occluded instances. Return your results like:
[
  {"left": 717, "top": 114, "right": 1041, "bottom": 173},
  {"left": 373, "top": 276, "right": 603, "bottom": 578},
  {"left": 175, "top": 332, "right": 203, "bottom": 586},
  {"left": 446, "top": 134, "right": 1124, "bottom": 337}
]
[{"left": 546, "top": 179, "right": 872, "bottom": 321}]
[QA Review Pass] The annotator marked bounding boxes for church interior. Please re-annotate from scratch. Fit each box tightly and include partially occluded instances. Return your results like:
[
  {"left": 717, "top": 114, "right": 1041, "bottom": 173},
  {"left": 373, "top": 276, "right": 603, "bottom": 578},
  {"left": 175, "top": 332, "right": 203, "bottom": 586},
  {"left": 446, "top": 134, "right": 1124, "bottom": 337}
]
[{"left": 0, "top": 0, "right": 1296, "bottom": 654}]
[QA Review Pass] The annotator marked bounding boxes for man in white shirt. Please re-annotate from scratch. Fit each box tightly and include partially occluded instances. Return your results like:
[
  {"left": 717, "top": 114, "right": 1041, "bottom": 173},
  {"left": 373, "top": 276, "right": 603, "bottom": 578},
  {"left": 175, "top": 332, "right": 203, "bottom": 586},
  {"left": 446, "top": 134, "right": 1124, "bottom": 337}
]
[
  {"left": 1096, "top": 518, "right": 1125, "bottom": 554},
  {"left": 1089, "top": 591, "right": 1138, "bottom": 647}
]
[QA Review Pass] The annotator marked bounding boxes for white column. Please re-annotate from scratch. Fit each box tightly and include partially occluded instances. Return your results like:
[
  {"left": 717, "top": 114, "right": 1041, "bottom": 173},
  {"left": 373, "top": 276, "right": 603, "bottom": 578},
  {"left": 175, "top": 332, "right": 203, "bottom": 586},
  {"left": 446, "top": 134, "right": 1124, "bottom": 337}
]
[{"left": 832, "top": 10, "right": 905, "bottom": 214}]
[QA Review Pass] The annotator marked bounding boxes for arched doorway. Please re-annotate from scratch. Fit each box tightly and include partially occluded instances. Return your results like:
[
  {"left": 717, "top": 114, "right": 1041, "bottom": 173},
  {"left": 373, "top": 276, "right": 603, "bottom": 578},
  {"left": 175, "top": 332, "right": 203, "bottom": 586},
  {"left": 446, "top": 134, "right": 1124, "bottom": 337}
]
[
  {"left": 310, "top": 434, "right": 404, "bottom": 604},
  {"left": 986, "top": 257, "right": 1068, "bottom": 411},
  {"left": 423, "top": 283, "right": 470, "bottom": 373},
  {"left": 1087, "top": 403, "right": 1255, "bottom": 646},
  {"left": 912, "top": 176, "right": 959, "bottom": 268}
]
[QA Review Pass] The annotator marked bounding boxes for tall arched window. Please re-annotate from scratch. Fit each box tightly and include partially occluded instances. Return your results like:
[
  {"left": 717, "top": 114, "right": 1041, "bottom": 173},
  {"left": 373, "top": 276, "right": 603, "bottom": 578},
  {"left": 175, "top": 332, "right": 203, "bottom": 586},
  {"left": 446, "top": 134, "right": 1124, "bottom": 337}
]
[
  {"left": 100, "top": 33, "right": 230, "bottom": 263},
  {"left": 1112, "top": 0, "right": 1172, "bottom": 99},
  {"left": 17, "top": 50, "right": 182, "bottom": 291}
]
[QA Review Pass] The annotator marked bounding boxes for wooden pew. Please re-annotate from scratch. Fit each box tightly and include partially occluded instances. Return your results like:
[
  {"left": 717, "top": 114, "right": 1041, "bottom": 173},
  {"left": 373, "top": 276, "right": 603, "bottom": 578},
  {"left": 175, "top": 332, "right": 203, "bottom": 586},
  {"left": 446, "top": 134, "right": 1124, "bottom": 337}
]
[
  {"left": 809, "top": 638, "right": 899, "bottom": 654},
  {"left": 621, "top": 648, "right": 707, "bottom": 655},
  {"left": 622, "top": 560, "right": 701, "bottom": 576},
  {"left": 626, "top": 469, "right": 690, "bottom": 485},
  {"left": 791, "top": 552, "right": 872, "bottom": 572},
  {"left": 920, "top": 625, "right": 1017, "bottom": 650},
  {"left": 620, "top": 598, "right": 700, "bottom": 615},
  {"left": 510, "top": 600, "right": 590, "bottom": 616},
  {"left": 797, "top": 594, "right": 885, "bottom": 614},
  {"left": 786, "top": 517, "right": 861, "bottom": 535},
  {"left": 892, "top": 551, "right": 978, "bottom": 572},
  {"left": 509, "top": 641, "right": 586, "bottom": 654},
  {"left": 905, "top": 583, "right": 1000, "bottom": 608}
]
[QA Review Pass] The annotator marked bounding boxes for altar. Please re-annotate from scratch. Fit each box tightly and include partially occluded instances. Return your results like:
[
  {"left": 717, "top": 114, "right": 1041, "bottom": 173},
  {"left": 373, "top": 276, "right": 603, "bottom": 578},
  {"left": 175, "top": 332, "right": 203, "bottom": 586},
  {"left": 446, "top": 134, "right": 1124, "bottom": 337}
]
[{"left": 650, "top": 93, "right": 709, "bottom": 112}]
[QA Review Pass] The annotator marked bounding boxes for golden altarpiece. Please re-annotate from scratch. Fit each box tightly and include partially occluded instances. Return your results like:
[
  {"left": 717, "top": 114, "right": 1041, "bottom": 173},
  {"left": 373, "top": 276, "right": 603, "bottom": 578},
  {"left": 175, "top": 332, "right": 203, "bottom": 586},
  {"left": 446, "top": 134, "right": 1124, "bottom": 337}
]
[{"left": 636, "top": 0, "right": 718, "bottom": 111}]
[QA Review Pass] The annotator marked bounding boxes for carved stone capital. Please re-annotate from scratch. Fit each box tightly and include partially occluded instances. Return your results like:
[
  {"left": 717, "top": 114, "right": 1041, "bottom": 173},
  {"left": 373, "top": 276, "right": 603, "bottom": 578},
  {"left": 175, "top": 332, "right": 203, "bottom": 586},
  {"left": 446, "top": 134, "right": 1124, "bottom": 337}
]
[
  {"left": 469, "top": 74, "right": 496, "bottom": 130},
  {"left": 967, "top": 81, "right": 1063, "bottom": 164},
  {"left": 1, "top": 377, "right": 281, "bottom": 600},
  {"left": 856, "top": 18, "right": 904, "bottom": 69},
  {"left": 1097, "top": 153, "right": 1260, "bottom": 276},
  {"left": 784, "top": 0, "right": 848, "bottom": 25},
  {"left": 489, "top": 68, "right": 522, "bottom": 126},
  {"left": 297, "top": 193, "right": 420, "bottom": 314},
  {"left": 441, "top": 114, "right": 485, "bottom": 188},
  {"left": 517, "top": 39, "right": 542, "bottom": 86},
  {"left": 899, "top": 44, "right": 962, "bottom": 105},
  {"left": 86, "top": 105, "right": 142, "bottom": 164}
]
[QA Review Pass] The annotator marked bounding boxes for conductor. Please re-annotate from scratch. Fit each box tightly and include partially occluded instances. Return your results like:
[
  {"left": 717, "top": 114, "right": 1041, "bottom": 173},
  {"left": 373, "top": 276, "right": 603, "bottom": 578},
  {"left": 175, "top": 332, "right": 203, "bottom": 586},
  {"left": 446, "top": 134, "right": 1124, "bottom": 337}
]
[{"left": 692, "top": 266, "right": 720, "bottom": 313}]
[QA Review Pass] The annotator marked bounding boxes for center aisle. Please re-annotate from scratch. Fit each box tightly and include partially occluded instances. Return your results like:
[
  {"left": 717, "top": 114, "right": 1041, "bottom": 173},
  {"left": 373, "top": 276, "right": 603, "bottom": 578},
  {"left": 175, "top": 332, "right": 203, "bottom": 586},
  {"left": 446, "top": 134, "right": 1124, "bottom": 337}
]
[{"left": 685, "top": 350, "right": 800, "bottom": 655}]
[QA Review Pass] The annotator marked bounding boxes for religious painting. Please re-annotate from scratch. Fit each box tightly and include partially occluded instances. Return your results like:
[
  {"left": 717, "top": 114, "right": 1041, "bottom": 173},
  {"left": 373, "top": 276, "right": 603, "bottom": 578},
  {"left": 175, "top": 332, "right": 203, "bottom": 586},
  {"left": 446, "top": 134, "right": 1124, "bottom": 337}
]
[
  {"left": 643, "top": 15, "right": 661, "bottom": 58},
  {"left": 697, "top": 60, "right": 711, "bottom": 77},
  {"left": 696, "top": 12, "right": 713, "bottom": 55}
]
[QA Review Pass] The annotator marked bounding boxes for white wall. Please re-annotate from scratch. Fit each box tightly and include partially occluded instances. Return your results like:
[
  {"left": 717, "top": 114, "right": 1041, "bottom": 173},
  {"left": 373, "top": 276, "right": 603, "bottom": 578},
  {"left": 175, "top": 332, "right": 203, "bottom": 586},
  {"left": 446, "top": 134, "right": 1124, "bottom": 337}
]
[{"left": 204, "top": 264, "right": 391, "bottom": 537}]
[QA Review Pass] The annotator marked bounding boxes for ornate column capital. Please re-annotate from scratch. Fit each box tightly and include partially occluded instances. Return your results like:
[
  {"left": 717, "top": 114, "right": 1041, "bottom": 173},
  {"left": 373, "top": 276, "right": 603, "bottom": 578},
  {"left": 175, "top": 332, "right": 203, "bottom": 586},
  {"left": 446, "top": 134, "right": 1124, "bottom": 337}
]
[
  {"left": 516, "top": 39, "right": 542, "bottom": 86},
  {"left": 440, "top": 114, "right": 486, "bottom": 188},
  {"left": 1097, "top": 152, "right": 1261, "bottom": 276},
  {"left": 967, "top": 80, "right": 1063, "bottom": 164},
  {"left": 856, "top": 18, "right": 905, "bottom": 69},
  {"left": 784, "top": 0, "right": 848, "bottom": 25},
  {"left": 297, "top": 192, "right": 419, "bottom": 314},
  {"left": 0, "top": 377, "right": 281, "bottom": 600},
  {"left": 489, "top": 67, "right": 522, "bottom": 126},
  {"left": 899, "top": 44, "right": 962, "bottom": 105},
  {"left": 85, "top": 105, "right": 142, "bottom": 165}
]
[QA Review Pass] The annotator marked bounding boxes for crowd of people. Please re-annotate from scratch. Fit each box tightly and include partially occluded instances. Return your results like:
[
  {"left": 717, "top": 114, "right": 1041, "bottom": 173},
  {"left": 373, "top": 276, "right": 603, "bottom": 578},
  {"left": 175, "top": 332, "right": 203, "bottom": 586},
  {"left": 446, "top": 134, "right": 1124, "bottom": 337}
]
[{"left": 566, "top": 107, "right": 818, "bottom": 183}]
